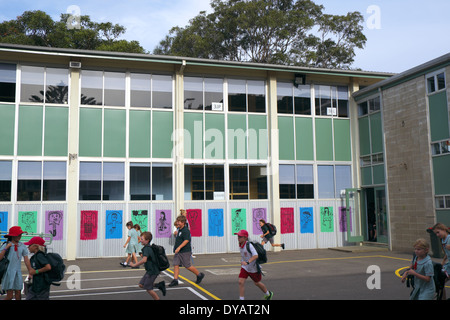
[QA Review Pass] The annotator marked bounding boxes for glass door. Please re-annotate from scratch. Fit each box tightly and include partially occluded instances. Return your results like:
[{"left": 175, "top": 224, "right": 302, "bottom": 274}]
[
  {"left": 345, "top": 188, "right": 363, "bottom": 242},
  {"left": 375, "top": 187, "right": 388, "bottom": 244}
]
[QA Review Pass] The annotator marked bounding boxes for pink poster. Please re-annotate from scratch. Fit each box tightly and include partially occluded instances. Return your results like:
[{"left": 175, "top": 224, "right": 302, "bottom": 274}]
[
  {"left": 80, "top": 210, "right": 98, "bottom": 240},
  {"left": 281, "top": 207, "right": 294, "bottom": 234},
  {"left": 186, "top": 209, "right": 202, "bottom": 237}
]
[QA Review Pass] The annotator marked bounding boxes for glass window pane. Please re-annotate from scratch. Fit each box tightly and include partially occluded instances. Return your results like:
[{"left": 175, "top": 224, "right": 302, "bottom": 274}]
[
  {"left": 296, "top": 164, "right": 313, "bottom": 200},
  {"left": 79, "top": 162, "right": 101, "bottom": 200},
  {"left": 358, "top": 101, "right": 368, "bottom": 116},
  {"left": 0, "top": 161, "right": 12, "bottom": 201},
  {"left": 337, "top": 86, "right": 348, "bottom": 117},
  {"left": 229, "top": 165, "right": 248, "bottom": 199},
  {"left": 248, "top": 80, "right": 265, "bottom": 113},
  {"left": 103, "top": 162, "right": 124, "bottom": 200},
  {"left": 0, "top": 63, "right": 16, "bottom": 102},
  {"left": 315, "top": 85, "right": 331, "bottom": 116},
  {"left": 369, "top": 96, "right": 380, "bottom": 112},
  {"left": 228, "top": 79, "right": 246, "bottom": 112},
  {"left": 249, "top": 166, "right": 267, "bottom": 199},
  {"left": 335, "top": 165, "right": 351, "bottom": 198},
  {"left": 277, "top": 82, "right": 293, "bottom": 114},
  {"left": 204, "top": 78, "right": 223, "bottom": 111},
  {"left": 152, "top": 75, "right": 172, "bottom": 109},
  {"left": 130, "top": 73, "right": 151, "bottom": 108},
  {"left": 152, "top": 163, "right": 172, "bottom": 200},
  {"left": 43, "top": 161, "right": 66, "bottom": 200},
  {"left": 435, "top": 196, "right": 445, "bottom": 209},
  {"left": 184, "top": 77, "right": 203, "bottom": 110},
  {"left": 279, "top": 164, "right": 295, "bottom": 199},
  {"left": 81, "top": 70, "right": 102, "bottom": 105},
  {"left": 17, "top": 161, "right": 42, "bottom": 201},
  {"left": 45, "top": 68, "right": 69, "bottom": 104},
  {"left": 130, "top": 163, "right": 151, "bottom": 200},
  {"left": 21, "top": 66, "right": 44, "bottom": 103},
  {"left": 294, "top": 85, "right": 311, "bottom": 115},
  {"left": 318, "top": 165, "right": 334, "bottom": 199},
  {"left": 427, "top": 76, "right": 435, "bottom": 93},
  {"left": 437, "top": 73, "right": 446, "bottom": 91},
  {"left": 104, "top": 72, "right": 125, "bottom": 106}
]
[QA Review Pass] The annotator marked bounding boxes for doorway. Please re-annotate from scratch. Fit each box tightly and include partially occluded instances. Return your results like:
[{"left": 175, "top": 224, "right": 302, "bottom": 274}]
[{"left": 365, "top": 187, "right": 388, "bottom": 244}]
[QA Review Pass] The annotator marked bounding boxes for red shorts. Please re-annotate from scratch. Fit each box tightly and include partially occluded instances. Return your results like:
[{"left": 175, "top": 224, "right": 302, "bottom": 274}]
[{"left": 239, "top": 268, "right": 262, "bottom": 283}]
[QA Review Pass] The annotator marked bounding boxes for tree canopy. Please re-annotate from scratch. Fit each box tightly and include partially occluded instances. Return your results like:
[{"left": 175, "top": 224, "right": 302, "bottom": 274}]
[
  {"left": 154, "top": 0, "right": 367, "bottom": 69},
  {"left": 0, "top": 10, "right": 146, "bottom": 54}
]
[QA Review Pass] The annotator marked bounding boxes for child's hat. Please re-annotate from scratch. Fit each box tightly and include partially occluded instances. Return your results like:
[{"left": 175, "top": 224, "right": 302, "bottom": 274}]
[
  {"left": 234, "top": 230, "right": 249, "bottom": 237},
  {"left": 24, "top": 236, "right": 46, "bottom": 246},
  {"left": 4, "top": 226, "right": 27, "bottom": 237}
]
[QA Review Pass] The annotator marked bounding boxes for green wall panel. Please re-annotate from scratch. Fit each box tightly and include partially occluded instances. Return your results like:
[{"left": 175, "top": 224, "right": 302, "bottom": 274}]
[
  {"left": 295, "top": 117, "right": 314, "bottom": 161},
  {"left": 129, "top": 110, "right": 151, "bottom": 158},
  {"left": 333, "top": 118, "right": 351, "bottom": 161},
  {"left": 372, "top": 164, "right": 385, "bottom": 185},
  {"left": 205, "top": 113, "right": 225, "bottom": 159},
  {"left": 361, "top": 166, "right": 372, "bottom": 186},
  {"left": 278, "top": 116, "right": 295, "bottom": 160},
  {"left": 44, "top": 107, "right": 68, "bottom": 156},
  {"left": 228, "top": 114, "right": 247, "bottom": 159},
  {"left": 104, "top": 109, "right": 126, "bottom": 157},
  {"left": 433, "top": 154, "right": 450, "bottom": 195},
  {"left": 429, "top": 91, "right": 449, "bottom": 142},
  {"left": 184, "top": 112, "right": 203, "bottom": 159},
  {"left": 152, "top": 111, "right": 173, "bottom": 158},
  {"left": 358, "top": 117, "right": 370, "bottom": 156},
  {"left": 79, "top": 108, "right": 102, "bottom": 157},
  {"left": 370, "top": 112, "right": 383, "bottom": 154},
  {"left": 18, "top": 105, "right": 43, "bottom": 156},
  {"left": 436, "top": 210, "right": 450, "bottom": 228},
  {"left": 0, "top": 104, "right": 15, "bottom": 155},
  {"left": 248, "top": 114, "right": 267, "bottom": 160},
  {"left": 315, "top": 118, "right": 333, "bottom": 161}
]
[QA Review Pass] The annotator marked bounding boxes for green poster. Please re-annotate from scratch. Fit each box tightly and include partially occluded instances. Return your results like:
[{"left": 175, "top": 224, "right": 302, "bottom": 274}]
[
  {"left": 231, "top": 208, "right": 246, "bottom": 235},
  {"left": 320, "top": 206, "right": 334, "bottom": 232},
  {"left": 18, "top": 211, "right": 38, "bottom": 240},
  {"left": 131, "top": 210, "right": 148, "bottom": 232}
]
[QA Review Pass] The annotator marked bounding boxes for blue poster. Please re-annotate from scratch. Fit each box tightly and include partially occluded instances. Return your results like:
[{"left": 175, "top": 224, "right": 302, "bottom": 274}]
[
  {"left": 208, "top": 208, "right": 224, "bottom": 237},
  {"left": 300, "top": 207, "right": 314, "bottom": 234},
  {"left": 0, "top": 212, "right": 8, "bottom": 233},
  {"left": 105, "top": 210, "right": 123, "bottom": 239}
]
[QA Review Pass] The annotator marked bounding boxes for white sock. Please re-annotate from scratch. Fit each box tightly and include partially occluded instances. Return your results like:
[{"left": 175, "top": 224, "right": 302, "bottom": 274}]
[
  {"left": 239, "top": 297, "right": 245, "bottom": 300},
  {"left": 264, "top": 291, "right": 270, "bottom": 296}
]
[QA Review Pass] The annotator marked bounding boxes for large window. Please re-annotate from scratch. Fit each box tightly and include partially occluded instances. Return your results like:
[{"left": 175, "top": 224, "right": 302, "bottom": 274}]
[
  {"left": 317, "top": 165, "right": 352, "bottom": 199},
  {"left": 277, "top": 82, "right": 311, "bottom": 115},
  {"left": 130, "top": 73, "right": 172, "bottom": 108},
  {"left": 229, "top": 165, "right": 267, "bottom": 200},
  {"left": 427, "top": 71, "right": 446, "bottom": 94},
  {"left": 81, "top": 70, "right": 125, "bottom": 106},
  {"left": 184, "top": 77, "right": 223, "bottom": 111},
  {"left": 21, "top": 66, "right": 68, "bottom": 104},
  {"left": 228, "top": 79, "right": 265, "bottom": 113},
  {"left": 185, "top": 165, "right": 224, "bottom": 200},
  {"left": 358, "top": 96, "right": 380, "bottom": 116},
  {"left": 315, "top": 85, "right": 348, "bottom": 117},
  {"left": 79, "top": 162, "right": 125, "bottom": 201},
  {"left": 0, "top": 161, "right": 12, "bottom": 201},
  {"left": 279, "top": 164, "right": 314, "bottom": 199},
  {"left": 129, "top": 163, "right": 173, "bottom": 200},
  {"left": 0, "top": 63, "right": 16, "bottom": 102}
]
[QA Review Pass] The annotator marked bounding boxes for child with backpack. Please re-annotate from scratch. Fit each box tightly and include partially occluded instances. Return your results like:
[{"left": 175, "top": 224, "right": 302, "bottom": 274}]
[
  {"left": 259, "top": 219, "right": 285, "bottom": 249},
  {"left": 24, "top": 236, "right": 52, "bottom": 300},
  {"left": 235, "top": 229, "right": 273, "bottom": 300},
  {"left": 401, "top": 238, "right": 435, "bottom": 300},
  {"left": 0, "top": 226, "right": 32, "bottom": 300},
  {"left": 432, "top": 222, "right": 450, "bottom": 299},
  {"left": 129, "top": 231, "right": 166, "bottom": 300}
]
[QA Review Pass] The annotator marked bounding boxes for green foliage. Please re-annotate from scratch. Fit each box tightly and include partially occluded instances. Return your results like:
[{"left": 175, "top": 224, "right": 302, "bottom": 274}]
[
  {"left": 0, "top": 10, "right": 146, "bottom": 54},
  {"left": 154, "top": 0, "right": 367, "bottom": 69}
]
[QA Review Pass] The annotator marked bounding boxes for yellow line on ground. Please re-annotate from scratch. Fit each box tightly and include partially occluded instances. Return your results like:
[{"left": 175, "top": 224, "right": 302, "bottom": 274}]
[{"left": 165, "top": 269, "right": 221, "bottom": 301}]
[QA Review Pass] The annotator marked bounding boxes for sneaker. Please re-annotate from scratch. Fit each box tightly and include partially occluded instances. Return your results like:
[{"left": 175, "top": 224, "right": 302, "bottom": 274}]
[
  {"left": 281, "top": 243, "right": 285, "bottom": 250},
  {"left": 196, "top": 272, "right": 205, "bottom": 284},
  {"left": 264, "top": 291, "right": 274, "bottom": 300},
  {"left": 169, "top": 279, "right": 179, "bottom": 287},
  {"left": 158, "top": 281, "right": 166, "bottom": 296},
  {"left": 120, "top": 262, "right": 127, "bottom": 267}
]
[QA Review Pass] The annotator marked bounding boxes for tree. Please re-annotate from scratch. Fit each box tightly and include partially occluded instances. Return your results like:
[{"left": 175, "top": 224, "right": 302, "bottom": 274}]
[
  {"left": 154, "top": 0, "right": 366, "bottom": 69},
  {"left": 0, "top": 10, "right": 146, "bottom": 54}
]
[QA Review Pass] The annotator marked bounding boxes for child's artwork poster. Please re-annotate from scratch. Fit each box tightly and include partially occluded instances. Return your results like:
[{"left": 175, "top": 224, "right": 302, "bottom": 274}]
[
  {"left": 80, "top": 210, "right": 98, "bottom": 240},
  {"left": 231, "top": 208, "right": 246, "bottom": 235},
  {"left": 339, "top": 207, "right": 352, "bottom": 232},
  {"left": 252, "top": 208, "right": 266, "bottom": 235},
  {"left": 18, "top": 211, "right": 37, "bottom": 237},
  {"left": 0, "top": 211, "right": 8, "bottom": 233},
  {"left": 186, "top": 209, "right": 202, "bottom": 237},
  {"left": 320, "top": 206, "right": 334, "bottom": 232},
  {"left": 105, "top": 210, "right": 123, "bottom": 239},
  {"left": 280, "top": 207, "right": 294, "bottom": 234},
  {"left": 131, "top": 210, "right": 148, "bottom": 232},
  {"left": 46, "top": 210, "right": 64, "bottom": 240},
  {"left": 300, "top": 207, "right": 314, "bottom": 234},
  {"left": 155, "top": 210, "right": 171, "bottom": 238},
  {"left": 208, "top": 208, "right": 224, "bottom": 237}
]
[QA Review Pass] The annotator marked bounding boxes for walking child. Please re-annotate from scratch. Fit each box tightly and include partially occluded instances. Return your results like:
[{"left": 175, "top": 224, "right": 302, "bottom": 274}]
[
  {"left": 129, "top": 232, "right": 166, "bottom": 300},
  {"left": 120, "top": 221, "right": 139, "bottom": 267},
  {"left": 169, "top": 215, "right": 204, "bottom": 287},
  {"left": 259, "top": 219, "right": 285, "bottom": 249},
  {"left": 134, "top": 224, "right": 143, "bottom": 257},
  {"left": 236, "top": 229, "right": 273, "bottom": 300},
  {"left": 401, "top": 238, "right": 435, "bottom": 300},
  {"left": 432, "top": 222, "right": 450, "bottom": 298},
  {"left": 0, "top": 226, "right": 32, "bottom": 300},
  {"left": 24, "top": 236, "right": 52, "bottom": 300}
]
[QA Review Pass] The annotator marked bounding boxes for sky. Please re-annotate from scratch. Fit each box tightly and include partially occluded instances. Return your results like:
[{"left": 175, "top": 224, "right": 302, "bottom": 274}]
[{"left": 0, "top": 0, "right": 449, "bottom": 74}]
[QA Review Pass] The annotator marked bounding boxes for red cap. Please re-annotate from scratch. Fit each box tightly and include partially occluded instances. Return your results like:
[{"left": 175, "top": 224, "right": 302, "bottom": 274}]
[
  {"left": 4, "top": 226, "right": 27, "bottom": 237},
  {"left": 24, "top": 236, "right": 46, "bottom": 246},
  {"left": 234, "top": 230, "right": 249, "bottom": 237}
]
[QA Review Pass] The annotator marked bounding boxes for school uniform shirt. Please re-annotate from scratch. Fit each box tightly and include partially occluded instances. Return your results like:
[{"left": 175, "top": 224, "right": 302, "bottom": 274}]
[
  {"left": 29, "top": 251, "right": 51, "bottom": 293},
  {"left": 1, "top": 242, "right": 29, "bottom": 290},
  {"left": 261, "top": 224, "right": 273, "bottom": 239},
  {"left": 239, "top": 241, "right": 258, "bottom": 273},
  {"left": 442, "top": 235, "right": 450, "bottom": 274},
  {"left": 174, "top": 226, "right": 192, "bottom": 253},
  {"left": 410, "top": 255, "right": 435, "bottom": 300},
  {"left": 142, "top": 244, "right": 160, "bottom": 276}
]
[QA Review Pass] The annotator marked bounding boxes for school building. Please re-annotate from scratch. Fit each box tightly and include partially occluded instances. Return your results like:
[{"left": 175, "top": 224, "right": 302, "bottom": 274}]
[{"left": 0, "top": 43, "right": 447, "bottom": 260}]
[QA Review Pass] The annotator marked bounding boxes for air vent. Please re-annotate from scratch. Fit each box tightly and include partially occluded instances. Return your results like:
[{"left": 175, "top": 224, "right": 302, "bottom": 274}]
[{"left": 69, "top": 61, "right": 81, "bottom": 69}]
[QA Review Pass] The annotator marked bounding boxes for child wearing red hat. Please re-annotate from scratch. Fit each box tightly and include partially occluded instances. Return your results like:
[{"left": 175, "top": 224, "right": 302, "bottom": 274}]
[
  {"left": 24, "top": 236, "right": 52, "bottom": 300},
  {"left": 0, "top": 226, "right": 32, "bottom": 300}
]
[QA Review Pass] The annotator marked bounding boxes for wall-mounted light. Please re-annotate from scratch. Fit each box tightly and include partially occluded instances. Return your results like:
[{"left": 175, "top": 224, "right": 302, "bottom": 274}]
[{"left": 294, "top": 74, "right": 306, "bottom": 87}]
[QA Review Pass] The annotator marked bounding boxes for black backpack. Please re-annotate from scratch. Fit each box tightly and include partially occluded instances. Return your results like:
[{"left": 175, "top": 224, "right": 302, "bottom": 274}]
[
  {"left": 432, "top": 261, "right": 447, "bottom": 300},
  {"left": 266, "top": 223, "right": 277, "bottom": 236},
  {"left": 151, "top": 243, "right": 170, "bottom": 271},
  {"left": 246, "top": 241, "right": 267, "bottom": 265},
  {"left": 0, "top": 244, "right": 10, "bottom": 285},
  {"left": 44, "top": 252, "right": 66, "bottom": 286}
]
